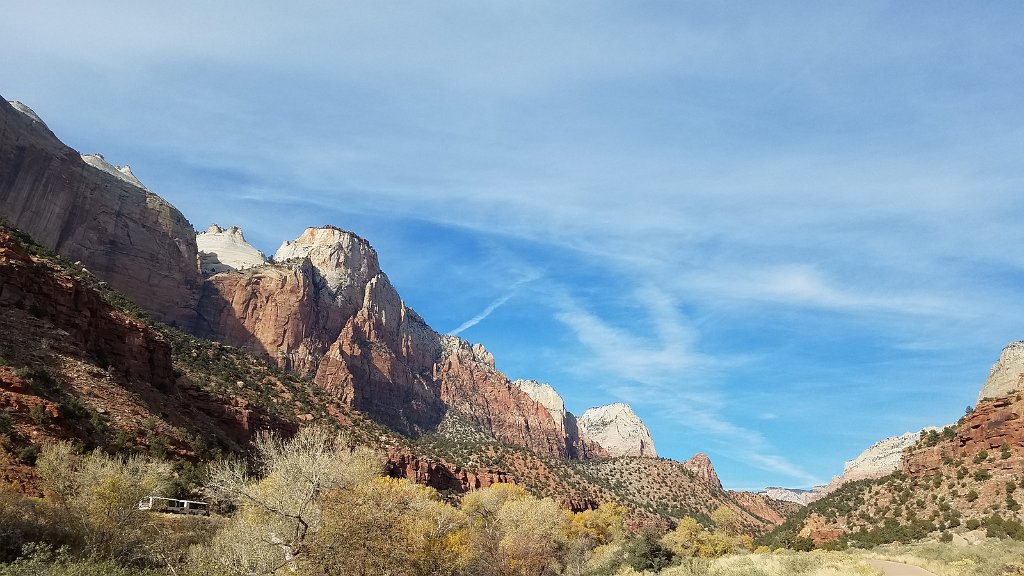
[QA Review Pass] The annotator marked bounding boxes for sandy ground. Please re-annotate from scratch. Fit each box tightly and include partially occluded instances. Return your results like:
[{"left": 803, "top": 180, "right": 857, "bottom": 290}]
[{"left": 867, "top": 559, "right": 940, "bottom": 576}]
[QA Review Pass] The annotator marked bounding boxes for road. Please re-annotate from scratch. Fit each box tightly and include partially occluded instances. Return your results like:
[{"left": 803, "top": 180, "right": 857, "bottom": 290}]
[{"left": 867, "top": 559, "right": 940, "bottom": 576}]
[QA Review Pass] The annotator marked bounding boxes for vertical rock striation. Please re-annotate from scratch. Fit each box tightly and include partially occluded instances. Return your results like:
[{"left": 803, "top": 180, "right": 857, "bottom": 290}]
[
  {"left": 978, "top": 341, "right": 1024, "bottom": 402},
  {"left": 0, "top": 98, "right": 201, "bottom": 327},
  {"left": 198, "top": 225, "right": 606, "bottom": 458}
]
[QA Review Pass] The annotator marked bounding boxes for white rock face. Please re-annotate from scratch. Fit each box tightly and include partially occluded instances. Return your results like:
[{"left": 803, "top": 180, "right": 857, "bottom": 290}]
[
  {"left": 196, "top": 224, "right": 266, "bottom": 274},
  {"left": 515, "top": 379, "right": 567, "bottom": 424},
  {"left": 80, "top": 153, "right": 148, "bottom": 190},
  {"left": 839, "top": 429, "right": 934, "bottom": 482},
  {"left": 763, "top": 428, "right": 938, "bottom": 505},
  {"left": 978, "top": 342, "right": 1024, "bottom": 402},
  {"left": 276, "top": 226, "right": 379, "bottom": 289},
  {"left": 578, "top": 402, "right": 656, "bottom": 457},
  {"left": 761, "top": 487, "right": 823, "bottom": 506},
  {"left": 8, "top": 101, "right": 47, "bottom": 127}
]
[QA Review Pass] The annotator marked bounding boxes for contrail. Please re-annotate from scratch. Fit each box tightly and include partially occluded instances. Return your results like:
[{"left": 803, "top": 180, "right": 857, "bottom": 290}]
[{"left": 448, "top": 275, "right": 536, "bottom": 336}]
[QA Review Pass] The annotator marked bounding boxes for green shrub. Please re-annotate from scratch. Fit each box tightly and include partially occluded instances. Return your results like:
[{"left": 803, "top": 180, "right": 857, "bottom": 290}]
[
  {"left": 16, "top": 444, "right": 39, "bottom": 465},
  {"left": 28, "top": 405, "right": 49, "bottom": 425}
]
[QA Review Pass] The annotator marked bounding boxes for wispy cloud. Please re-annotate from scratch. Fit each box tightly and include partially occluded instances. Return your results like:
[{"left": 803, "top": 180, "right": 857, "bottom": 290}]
[
  {"left": 449, "top": 272, "right": 540, "bottom": 336},
  {"left": 554, "top": 286, "right": 823, "bottom": 486}
]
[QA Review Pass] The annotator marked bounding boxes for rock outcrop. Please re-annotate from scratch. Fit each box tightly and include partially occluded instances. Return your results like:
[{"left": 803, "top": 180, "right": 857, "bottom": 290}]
[
  {"left": 978, "top": 342, "right": 1024, "bottom": 402},
  {"left": 198, "top": 225, "right": 605, "bottom": 459},
  {"left": 0, "top": 227, "right": 175, "bottom": 392},
  {"left": 0, "top": 98, "right": 202, "bottom": 327},
  {"left": 196, "top": 224, "right": 266, "bottom": 274},
  {"left": 760, "top": 487, "right": 823, "bottom": 506},
  {"left": 578, "top": 403, "right": 656, "bottom": 457},
  {"left": 839, "top": 429, "right": 933, "bottom": 483},
  {"left": 903, "top": 394, "right": 1024, "bottom": 478},
  {"left": 682, "top": 453, "right": 722, "bottom": 490}
]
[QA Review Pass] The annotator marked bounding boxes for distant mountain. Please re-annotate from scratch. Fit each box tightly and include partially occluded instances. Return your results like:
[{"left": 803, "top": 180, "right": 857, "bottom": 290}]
[{"left": 761, "top": 487, "right": 822, "bottom": 506}]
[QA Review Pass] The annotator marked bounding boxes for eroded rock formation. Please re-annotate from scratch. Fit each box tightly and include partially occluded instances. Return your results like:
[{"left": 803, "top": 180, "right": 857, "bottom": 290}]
[
  {"left": 0, "top": 98, "right": 201, "bottom": 327},
  {"left": 198, "top": 225, "right": 606, "bottom": 458},
  {"left": 978, "top": 341, "right": 1024, "bottom": 402},
  {"left": 683, "top": 452, "right": 722, "bottom": 490},
  {"left": 578, "top": 403, "right": 656, "bottom": 457}
]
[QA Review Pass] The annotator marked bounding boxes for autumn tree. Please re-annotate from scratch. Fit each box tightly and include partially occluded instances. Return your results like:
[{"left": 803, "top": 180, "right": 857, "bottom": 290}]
[
  {"left": 35, "top": 440, "right": 172, "bottom": 561},
  {"left": 304, "top": 477, "right": 468, "bottom": 576},
  {"left": 462, "top": 483, "right": 569, "bottom": 576},
  {"left": 189, "top": 425, "right": 381, "bottom": 576}
]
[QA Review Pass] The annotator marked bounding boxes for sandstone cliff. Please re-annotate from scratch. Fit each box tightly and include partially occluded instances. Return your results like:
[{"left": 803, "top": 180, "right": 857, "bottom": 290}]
[
  {"left": 682, "top": 452, "right": 722, "bottom": 490},
  {"left": 578, "top": 403, "right": 656, "bottom": 457},
  {"left": 978, "top": 341, "right": 1024, "bottom": 402},
  {"left": 0, "top": 98, "right": 201, "bottom": 327},
  {"left": 197, "top": 224, "right": 266, "bottom": 274},
  {"left": 838, "top": 429, "right": 934, "bottom": 484},
  {"left": 760, "top": 487, "right": 822, "bottom": 506},
  {"left": 198, "top": 225, "right": 604, "bottom": 458}
]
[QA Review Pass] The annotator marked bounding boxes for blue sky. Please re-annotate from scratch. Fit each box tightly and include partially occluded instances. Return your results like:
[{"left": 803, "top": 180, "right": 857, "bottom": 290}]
[{"left": 4, "top": 1, "right": 1024, "bottom": 490}]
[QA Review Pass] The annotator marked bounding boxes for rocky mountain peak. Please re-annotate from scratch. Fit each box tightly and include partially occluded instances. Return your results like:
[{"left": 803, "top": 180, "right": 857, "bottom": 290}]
[
  {"left": 80, "top": 153, "right": 149, "bottom": 190},
  {"left": 515, "top": 380, "right": 566, "bottom": 416},
  {"left": 275, "top": 226, "right": 381, "bottom": 302},
  {"left": 840, "top": 429, "right": 935, "bottom": 482},
  {"left": 8, "top": 100, "right": 47, "bottom": 128},
  {"left": 196, "top": 224, "right": 267, "bottom": 274},
  {"left": 578, "top": 402, "right": 656, "bottom": 457},
  {"left": 978, "top": 341, "right": 1024, "bottom": 402},
  {"left": 682, "top": 452, "right": 722, "bottom": 490}
]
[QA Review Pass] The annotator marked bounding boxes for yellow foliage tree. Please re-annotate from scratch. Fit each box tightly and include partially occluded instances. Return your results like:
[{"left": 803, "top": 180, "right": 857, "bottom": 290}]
[
  {"left": 462, "top": 483, "right": 569, "bottom": 576},
  {"left": 303, "top": 476, "right": 468, "bottom": 576},
  {"left": 35, "top": 440, "right": 172, "bottom": 560}
]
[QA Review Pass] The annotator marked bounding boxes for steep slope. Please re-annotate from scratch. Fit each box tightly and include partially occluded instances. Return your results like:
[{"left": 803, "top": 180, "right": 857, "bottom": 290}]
[
  {"left": 762, "top": 346, "right": 1024, "bottom": 548},
  {"left": 198, "top": 225, "right": 604, "bottom": 459},
  {"left": 579, "top": 402, "right": 657, "bottom": 457},
  {"left": 0, "top": 98, "right": 201, "bottom": 327},
  {"left": 683, "top": 453, "right": 723, "bottom": 490},
  {"left": 979, "top": 341, "right": 1024, "bottom": 402}
]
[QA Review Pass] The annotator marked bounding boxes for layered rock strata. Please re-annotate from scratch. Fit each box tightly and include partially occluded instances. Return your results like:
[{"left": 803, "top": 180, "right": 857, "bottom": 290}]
[
  {"left": 0, "top": 98, "right": 201, "bottom": 327},
  {"left": 198, "top": 225, "right": 605, "bottom": 458},
  {"left": 978, "top": 342, "right": 1024, "bottom": 402},
  {"left": 196, "top": 224, "right": 266, "bottom": 274},
  {"left": 903, "top": 393, "right": 1024, "bottom": 478},
  {"left": 0, "top": 227, "right": 174, "bottom": 391},
  {"left": 683, "top": 453, "right": 722, "bottom": 490},
  {"left": 578, "top": 402, "right": 656, "bottom": 457}
]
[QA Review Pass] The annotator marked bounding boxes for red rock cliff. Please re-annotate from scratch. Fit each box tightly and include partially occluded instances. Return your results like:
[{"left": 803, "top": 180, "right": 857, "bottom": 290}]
[{"left": 198, "top": 226, "right": 605, "bottom": 459}]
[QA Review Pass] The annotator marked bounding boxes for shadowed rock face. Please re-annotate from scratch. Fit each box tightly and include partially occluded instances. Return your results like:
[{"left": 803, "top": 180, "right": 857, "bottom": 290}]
[
  {"left": 198, "top": 225, "right": 605, "bottom": 458},
  {"left": 0, "top": 98, "right": 201, "bottom": 327}
]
